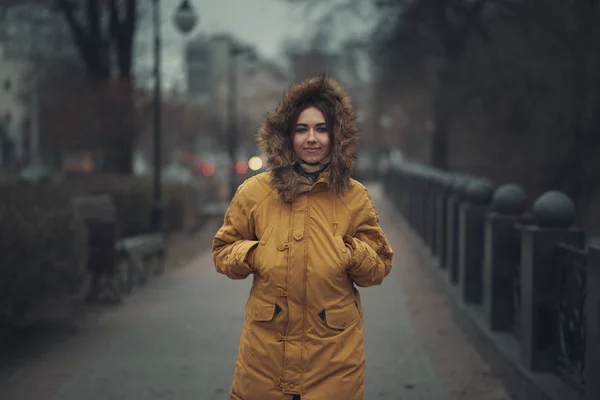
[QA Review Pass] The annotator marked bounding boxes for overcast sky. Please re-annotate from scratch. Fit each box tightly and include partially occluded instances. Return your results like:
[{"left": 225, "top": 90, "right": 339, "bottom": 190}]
[
  {"left": 180, "top": 0, "right": 308, "bottom": 57},
  {"left": 134, "top": 0, "right": 376, "bottom": 90},
  {"left": 135, "top": 0, "right": 313, "bottom": 89}
]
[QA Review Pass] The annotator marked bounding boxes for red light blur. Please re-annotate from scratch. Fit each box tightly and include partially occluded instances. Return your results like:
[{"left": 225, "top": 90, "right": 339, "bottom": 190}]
[
  {"left": 201, "top": 163, "right": 215, "bottom": 177},
  {"left": 235, "top": 161, "right": 248, "bottom": 175}
]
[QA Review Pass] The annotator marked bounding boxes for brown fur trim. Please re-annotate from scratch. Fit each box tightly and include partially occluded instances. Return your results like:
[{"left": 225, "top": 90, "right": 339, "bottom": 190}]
[{"left": 256, "top": 75, "right": 358, "bottom": 202}]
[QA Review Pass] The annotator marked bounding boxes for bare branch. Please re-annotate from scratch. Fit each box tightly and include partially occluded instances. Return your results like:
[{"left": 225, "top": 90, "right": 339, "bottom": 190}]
[
  {"left": 57, "top": 0, "right": 93, "bottom": 67},
  {"left": 109, "top": 0, "right": 137, "bottom": 77}
]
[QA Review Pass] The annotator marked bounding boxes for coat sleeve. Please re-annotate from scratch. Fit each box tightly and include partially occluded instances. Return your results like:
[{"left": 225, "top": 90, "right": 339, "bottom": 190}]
[
  {"left": 212, "top": 184, "right": 260, "bottom": 280},
  {"left": 343, "top": 188, "right": 394, "bottom": 287}
]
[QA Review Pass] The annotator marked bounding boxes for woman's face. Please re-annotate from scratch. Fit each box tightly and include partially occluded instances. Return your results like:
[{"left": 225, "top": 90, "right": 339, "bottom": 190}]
[{"left": 292, "top": 106, "right": 331, "bottom": 164}]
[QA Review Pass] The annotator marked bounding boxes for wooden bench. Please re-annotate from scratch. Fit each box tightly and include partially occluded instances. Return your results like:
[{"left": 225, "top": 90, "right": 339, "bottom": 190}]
[
  {"left": 115, "top": 233, "right": 165, "bottom": 284},
  {"left": 71, "top": 195, "right": 165, "bottom": 303}
]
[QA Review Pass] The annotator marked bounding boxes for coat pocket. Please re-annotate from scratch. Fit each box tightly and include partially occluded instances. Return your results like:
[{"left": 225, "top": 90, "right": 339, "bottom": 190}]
[
  {"left": 246, "top": 296, "right": 277, "bottom": 322},
  {"left": 323, "top": 303, "right": 359, "bottom": 330}
]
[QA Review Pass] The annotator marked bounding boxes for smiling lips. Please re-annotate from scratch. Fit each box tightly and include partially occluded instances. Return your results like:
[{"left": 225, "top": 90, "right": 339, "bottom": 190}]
[{"left": 305, "top": 148, "right": 321, "bottom": 152}]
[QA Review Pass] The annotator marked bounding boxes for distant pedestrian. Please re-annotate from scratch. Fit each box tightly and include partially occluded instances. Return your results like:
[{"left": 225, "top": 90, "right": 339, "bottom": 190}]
[{"left": 213, "top": 75, "right": 394, "bottom": 400}]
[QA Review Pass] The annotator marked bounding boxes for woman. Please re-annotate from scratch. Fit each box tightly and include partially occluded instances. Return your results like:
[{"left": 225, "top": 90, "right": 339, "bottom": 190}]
[{"left": 212, "top": 75, "right": 394, "bottom": 400}]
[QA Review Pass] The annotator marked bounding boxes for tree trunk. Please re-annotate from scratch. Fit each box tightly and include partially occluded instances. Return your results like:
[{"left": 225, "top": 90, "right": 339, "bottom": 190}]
[
  {"left": 430, "top": 84, "right": 449, "bottom": 169},
  {"left": 103, "top": 77, "right": 135, "bottom": 174},
  {"left": 430, "top": 62, "right": 459, "bottom": 170},
  {"left": 102, "top": 0, "right": 137, "bottom": 174},
  {"left": 56, "top": 0, "right": 137, "bottom": 174},
  {"left": 109, "top": 0, "right": 137, "bottom": 79},
  {"left": 58, "top": 0, "right": 111, "bottom": 80}
]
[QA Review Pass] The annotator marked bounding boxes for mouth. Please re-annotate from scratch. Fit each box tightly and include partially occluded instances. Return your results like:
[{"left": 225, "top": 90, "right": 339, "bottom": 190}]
[{"left": 305, "top": 148, "right": 321, "bottom": 153}]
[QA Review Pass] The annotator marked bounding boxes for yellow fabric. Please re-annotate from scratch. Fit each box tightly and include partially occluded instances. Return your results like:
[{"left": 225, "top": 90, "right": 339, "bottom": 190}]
[{"left": 213, "top": 172, "right": 394, "bottom": 400}]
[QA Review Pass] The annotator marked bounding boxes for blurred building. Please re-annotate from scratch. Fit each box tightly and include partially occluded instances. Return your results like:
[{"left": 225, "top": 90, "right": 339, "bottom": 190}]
[
  {"left": 0, "top": 4, "right": 80, "bottom": 171},
  {"left": 184, "top": 33, "right": 288, "bottom": 157},
  {"left": 185, "top": 33, "right": 232, "bottom": 156},
  {"left": 0, "top": 4, "right": 77, "bottom": 61},
  {"left": 0, "top": 46, "right": 33, "bottom": 169},
  {"left": 186, "top": 34, "right": 230, "bottom": 105},
  {"left": 240, "top": 58, "right": 289, "bottom": 151}
]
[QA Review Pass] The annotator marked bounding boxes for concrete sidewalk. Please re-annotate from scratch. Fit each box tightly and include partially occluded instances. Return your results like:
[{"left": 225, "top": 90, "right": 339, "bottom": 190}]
[{"left": 0, "top": 183, "right": 510, "bottom": 400}]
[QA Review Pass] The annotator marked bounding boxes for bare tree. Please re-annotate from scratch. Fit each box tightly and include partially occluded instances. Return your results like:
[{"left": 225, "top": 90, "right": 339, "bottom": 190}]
[
  {"left": 56, "top": 0, "right": 139, "bottom": 172},
  {"left": 1, "top": 0, "right": 142, "bottom": 173},
  {"left": 395, "top": 0, "right": 600, "bottom": 224},
  {"left": 280, "top": 0, "right": 507, "bottom": 168}
]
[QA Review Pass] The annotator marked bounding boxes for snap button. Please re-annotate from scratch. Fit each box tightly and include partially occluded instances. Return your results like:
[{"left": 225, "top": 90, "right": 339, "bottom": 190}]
[
  {"left": 288, "top": 383, "right": 295, "bottom": 390},
  {"left": 277, "top": 243, "right": 289, "bottom": 250},
  {"left": 276, "top": 287, "right": 287, "bottom": 297},
  {"left": 272, "top": 377, "right": 282, "bottom": 387},
  {"left": 276, "top": 333, "right": 288, "bottom": 342}
]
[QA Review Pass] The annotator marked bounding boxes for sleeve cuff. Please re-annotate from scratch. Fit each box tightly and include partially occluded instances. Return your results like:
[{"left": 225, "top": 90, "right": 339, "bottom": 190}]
[
  {"left": 343, "top": 234, "right": 355, "bottom": 249},
  {"left": 237, "top": 240, "right": 259, "bottom": 272}
]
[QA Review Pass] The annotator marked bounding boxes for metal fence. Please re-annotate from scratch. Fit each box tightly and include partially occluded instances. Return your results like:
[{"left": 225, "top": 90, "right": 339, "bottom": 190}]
[{"left": 383, "top": 161, "right": 600, "bottom": 400}]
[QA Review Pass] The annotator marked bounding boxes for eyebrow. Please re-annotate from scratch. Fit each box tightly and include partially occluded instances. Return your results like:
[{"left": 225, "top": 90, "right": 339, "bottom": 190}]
[{"left": 296, "top": 122, "right": 326, "bottom": 127}]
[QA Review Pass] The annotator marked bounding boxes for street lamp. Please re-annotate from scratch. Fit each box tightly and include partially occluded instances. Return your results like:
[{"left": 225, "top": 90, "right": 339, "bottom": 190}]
[
  {"left": 227, "top": 42, "right": 257, "bottom": 201},
  {"left": 151, "top": 0, "right": 198, "bottom": 234},
  {"left": 173, "top": 0, "right": 198, "bottom": 34}
]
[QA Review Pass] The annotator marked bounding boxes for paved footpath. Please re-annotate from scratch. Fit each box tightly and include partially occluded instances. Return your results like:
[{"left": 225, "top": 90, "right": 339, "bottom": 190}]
[{"left": 0, "top": 184, "right": 511, "bottom": 400}]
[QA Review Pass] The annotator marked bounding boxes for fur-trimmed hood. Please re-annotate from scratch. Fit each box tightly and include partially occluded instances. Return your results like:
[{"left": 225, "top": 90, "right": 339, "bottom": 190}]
[{"left": 257, "top": 76, "right": 358, "bottom": 203}]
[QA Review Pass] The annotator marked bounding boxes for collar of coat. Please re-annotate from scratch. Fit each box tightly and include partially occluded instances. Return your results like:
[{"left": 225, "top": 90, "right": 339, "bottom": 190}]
[{"left": 257, "top": 76, "right": 358, "bottom": 203}]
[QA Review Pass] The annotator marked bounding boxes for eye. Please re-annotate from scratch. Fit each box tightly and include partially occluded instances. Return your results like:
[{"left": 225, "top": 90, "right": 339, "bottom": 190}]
[
  {"left": 317, "top": 127, "right": 328, "bottom": 133},
  {"left": 295, "top": 127, "right": 307, "bottom": 133}
]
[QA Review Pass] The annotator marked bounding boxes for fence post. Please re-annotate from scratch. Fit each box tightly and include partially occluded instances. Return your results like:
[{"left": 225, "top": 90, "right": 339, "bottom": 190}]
[
  {"left": 415, "top": 168, "right": 426, "bottom": 238},
  {"left": 424, "top": 170, "right": 437, "bottom": 250},
  {"left": 586, "top": 245, "right": 600, "bottom": 400},
  {"left": 445, "top": 175, "right": 461, "bottom": 280},
  {"left": 408, "top": 167, "right": 417, "bottom": 228},
  {"left": 446, "top": 176, "right": 470, "bottom": 284},
  {"left": 392, "top": 164, "right": 404, "bottom": 216},
  {"left": 423, "top": 171, "right": 432, "bottom": 248},
  {"left": 431, "top": 172, "right": 444, "bottom": 257},
  {"left": 411, "top": 166, "right": 423, "bottom": 233},
  {"left": 458, "top": 178, "right": 494, "bottom": 304},
  {"left": 383, "top": 163, "right": 392, "bottom": 195},
  {"left": 483, "top": 183, "right": 530, "bottom": 331},
  {"left": 519, "top": 191, "right": 585, "bottom": 372},
  {"left": 437, "top": 174, "right": 453, "bottom": 270},
  {"left": 392, "top": 167, "right": 400, "bottom": 206},
  {"left": 396, "top": 165, "right": 404, "bottom": 214},
  {"left": 419, "top": 167, "right": 430, "bottom": 241},
  {"left": 444, "top": 176, "right": 457, "bottom": 273},
  {"left": 403, "top": 167, "right": 410, "bottom": 216}
]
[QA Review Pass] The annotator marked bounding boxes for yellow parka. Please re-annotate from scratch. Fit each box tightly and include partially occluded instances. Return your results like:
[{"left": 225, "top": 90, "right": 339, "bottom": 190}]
[{"left": 213, "top": 76, "right": 394, "bottom": 400}]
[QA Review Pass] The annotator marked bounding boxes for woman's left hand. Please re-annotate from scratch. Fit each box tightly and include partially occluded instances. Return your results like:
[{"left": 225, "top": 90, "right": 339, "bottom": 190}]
[{"left": 345, "top": 244, "right": 353, "bottom": 262}]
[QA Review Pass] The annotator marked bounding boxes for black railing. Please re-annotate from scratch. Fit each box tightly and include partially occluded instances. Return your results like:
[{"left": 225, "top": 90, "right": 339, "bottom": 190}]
[
  {"left": 511, "top": 256, "right": 522, "bottom": 340},
  {"left": 554, "top": 243, "right": 587, "bottom": 392},
  {"left": 383, "top": 161, "right": 600, "bottom": 400}
]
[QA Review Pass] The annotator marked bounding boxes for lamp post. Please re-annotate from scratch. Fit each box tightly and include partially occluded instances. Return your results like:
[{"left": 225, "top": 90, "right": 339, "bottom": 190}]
[
  {"left": 151, "top": 0, "right": 198, "bottom": 233},
  {"left": 227, "top": 42, "right": 256, "bottom": 201}
]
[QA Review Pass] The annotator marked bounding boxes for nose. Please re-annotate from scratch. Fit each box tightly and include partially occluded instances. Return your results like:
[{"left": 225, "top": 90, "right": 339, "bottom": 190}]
[{"left": 307, "top": 129, "right": 317, "bottom": 142}]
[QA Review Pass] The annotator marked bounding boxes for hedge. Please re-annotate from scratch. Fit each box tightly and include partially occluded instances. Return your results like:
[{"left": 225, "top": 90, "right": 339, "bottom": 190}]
[{"left": 0, "top": 174, "right": 219, "bottom": 326}]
